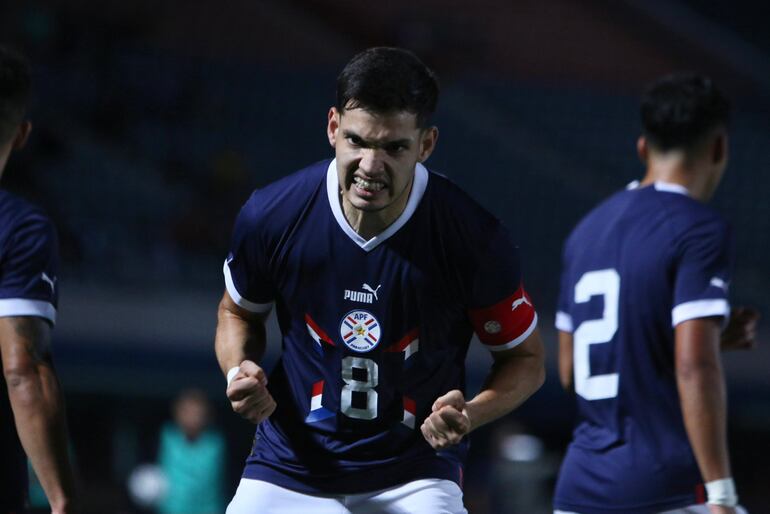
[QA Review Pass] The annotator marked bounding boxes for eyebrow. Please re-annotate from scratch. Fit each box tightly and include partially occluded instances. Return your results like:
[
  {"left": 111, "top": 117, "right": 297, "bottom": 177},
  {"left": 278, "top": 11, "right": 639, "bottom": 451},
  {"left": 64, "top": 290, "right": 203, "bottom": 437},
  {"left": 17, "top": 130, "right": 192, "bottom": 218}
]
[{"left": 342, "top": 130, "right": 412, "bottom": 149}]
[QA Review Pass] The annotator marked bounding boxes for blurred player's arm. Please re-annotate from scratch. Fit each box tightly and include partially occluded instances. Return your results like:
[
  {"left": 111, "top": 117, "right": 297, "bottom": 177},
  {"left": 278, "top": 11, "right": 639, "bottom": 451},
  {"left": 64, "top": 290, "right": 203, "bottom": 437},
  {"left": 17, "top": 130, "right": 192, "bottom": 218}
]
[
  {"left": 421, "top": 329, "right": 545, "bottom": 449},
  {"left": 558, "top": 330, "right": 574, "bottom": 392},
  {"left": 0, "top": 316, "right": 77, "bottom": 514},
  {"left": 676, "top": 317, "right": 737, "bottom": 513},
  {"left": 215, "top": 291, "right": 276, "bottom": 424}
]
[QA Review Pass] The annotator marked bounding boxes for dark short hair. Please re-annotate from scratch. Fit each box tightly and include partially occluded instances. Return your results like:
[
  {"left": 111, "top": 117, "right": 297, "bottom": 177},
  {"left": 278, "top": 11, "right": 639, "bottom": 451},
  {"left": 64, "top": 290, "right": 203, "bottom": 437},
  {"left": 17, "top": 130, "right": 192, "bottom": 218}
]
[
  {"left": 0, "top": 46, "right": 31, "bottom": 144},
  {"left": 641, "top": 73, "right": 730, "bottom": 152},
  {"left": 336, "top": 47, "right": 439, "bottom": 128}
]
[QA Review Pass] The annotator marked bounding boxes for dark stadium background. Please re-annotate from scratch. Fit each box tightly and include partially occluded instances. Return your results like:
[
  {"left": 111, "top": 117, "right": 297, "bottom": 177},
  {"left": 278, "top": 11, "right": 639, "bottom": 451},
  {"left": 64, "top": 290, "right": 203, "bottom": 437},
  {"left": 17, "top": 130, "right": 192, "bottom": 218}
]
[{"left": 2, "top": 1, "right": 769, "bottom": 512}]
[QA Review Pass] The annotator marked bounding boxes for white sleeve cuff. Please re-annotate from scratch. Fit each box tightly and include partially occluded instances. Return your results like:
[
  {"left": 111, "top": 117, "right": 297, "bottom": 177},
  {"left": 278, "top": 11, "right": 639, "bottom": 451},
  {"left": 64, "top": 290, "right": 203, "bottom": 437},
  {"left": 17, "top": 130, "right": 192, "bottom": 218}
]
[
  {"left": 672, "top": 299, "right": 729, "bottom": 327},
  {"left": 223, "top": 259, "right": 273, "bottom": 314},
  {"left": 555, "top": 311, "right": 573, "bottom": 332},
  {"left": 0, "top": 298, "right": 57, "bottom": 324}
]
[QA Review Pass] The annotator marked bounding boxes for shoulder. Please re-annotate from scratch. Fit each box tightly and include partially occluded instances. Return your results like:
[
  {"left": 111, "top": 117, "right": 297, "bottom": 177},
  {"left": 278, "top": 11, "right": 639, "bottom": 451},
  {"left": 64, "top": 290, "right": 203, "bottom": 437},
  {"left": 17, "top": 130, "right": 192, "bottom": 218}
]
[
  {"left": 0, "top": 190, "right": 56, "bottom": 248},
  {"left": 0, "top": 189, "right": 51, "bottom": 228},
  {"left": 423, "top": 169, "right": 502, "bottom": 235},
  {"left": 564, "top": 188, "right": 630, "bottom": 250},
  {"left": 236, "top": 159, "right": 329, "bottom": 233}
]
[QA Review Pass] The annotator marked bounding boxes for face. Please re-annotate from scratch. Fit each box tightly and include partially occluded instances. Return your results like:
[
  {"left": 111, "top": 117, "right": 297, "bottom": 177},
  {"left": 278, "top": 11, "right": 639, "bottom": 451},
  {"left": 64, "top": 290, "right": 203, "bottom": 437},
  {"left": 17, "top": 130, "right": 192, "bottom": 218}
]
[
  {"left": 174, "top": 397, "right": 208, "bottom": 439},
  {"left": 327, "top": 106, "right": 437, "bottom": 215}
]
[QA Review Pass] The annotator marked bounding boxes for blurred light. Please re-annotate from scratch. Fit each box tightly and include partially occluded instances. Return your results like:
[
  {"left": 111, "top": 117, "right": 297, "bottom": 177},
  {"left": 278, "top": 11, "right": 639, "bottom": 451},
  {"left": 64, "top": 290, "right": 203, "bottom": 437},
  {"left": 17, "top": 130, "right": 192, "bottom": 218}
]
[
  {"left": 500, "top": 434, "right": 544, "bottom": 462},
  {"left": 127, "top": 463, "right": 168, "bottom": 507}
]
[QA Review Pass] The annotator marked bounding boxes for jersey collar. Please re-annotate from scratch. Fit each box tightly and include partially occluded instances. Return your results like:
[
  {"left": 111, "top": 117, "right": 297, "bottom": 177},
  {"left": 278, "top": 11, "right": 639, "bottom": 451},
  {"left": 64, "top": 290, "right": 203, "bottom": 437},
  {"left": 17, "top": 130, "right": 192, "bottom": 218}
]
[
  {"left": 654, "top": 181, "right": 690, "bottom": 196},
  {"left": 326, "top": 158, "right": 429, "bottom": 252},
  {"left": 626, "top": 180, "right": 690, "bottom": 197}
]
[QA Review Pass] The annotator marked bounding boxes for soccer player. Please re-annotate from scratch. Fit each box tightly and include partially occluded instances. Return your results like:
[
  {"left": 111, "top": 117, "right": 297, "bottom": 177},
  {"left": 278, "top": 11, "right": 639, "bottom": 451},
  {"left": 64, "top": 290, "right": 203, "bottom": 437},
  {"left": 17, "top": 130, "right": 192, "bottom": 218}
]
[
  {"left": 215, "top": 47, "right": 545, "bottom": 513},
  {"left": 553, "top": 74, "right": 757, "bottom": 514},
  {"left": 0, "top": 47, "right": 77, "bottom": 514}
]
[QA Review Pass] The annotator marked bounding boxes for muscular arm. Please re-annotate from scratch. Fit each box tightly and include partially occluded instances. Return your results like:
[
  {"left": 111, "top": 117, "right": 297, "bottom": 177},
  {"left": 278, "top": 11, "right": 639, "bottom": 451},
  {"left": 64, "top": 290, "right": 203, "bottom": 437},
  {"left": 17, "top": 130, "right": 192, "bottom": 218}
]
[
  {"left": 214, "top": 291, "right": 276, "bottom": 424},
  {"left": 558, "top": 330, "right": 574, "bottom": 392},
  {"left": 465, "top": 328, "right": 546, "bottom": 429},
  {"left": 675, "top": 317, "right": 731, "bottom": 482},
  {"left": 421, "top": 329, "right": 545, "bottom": 448},
  {"left": 214, "top": 291, "right": 268, "bottom": 374},
  {"left": 0, "top": 316, "right": 76, "bottom": 513}
]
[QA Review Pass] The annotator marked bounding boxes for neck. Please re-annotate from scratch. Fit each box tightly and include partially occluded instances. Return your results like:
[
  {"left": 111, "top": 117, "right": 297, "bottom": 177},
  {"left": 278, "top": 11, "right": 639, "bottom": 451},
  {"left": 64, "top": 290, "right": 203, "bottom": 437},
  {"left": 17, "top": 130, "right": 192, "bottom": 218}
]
[{"left": 641, "top": 153, "right": 713, "bottom": 202}]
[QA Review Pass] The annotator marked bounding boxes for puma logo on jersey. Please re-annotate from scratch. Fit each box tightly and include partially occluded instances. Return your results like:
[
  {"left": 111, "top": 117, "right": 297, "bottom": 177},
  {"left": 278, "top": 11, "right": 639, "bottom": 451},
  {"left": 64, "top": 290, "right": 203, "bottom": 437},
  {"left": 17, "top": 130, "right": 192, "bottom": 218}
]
[
  {"left": 41, "top": 272, "right": 57, "bottom": 294},
  {"left": 362, "top": 283, "right": 382, "bottom": 300},
  {"left": 344, "top": 283, "right": 382, "bottom": 304},
  {"left": 511, "top": 294, "right": 532, "bottom": 311},
  {"left": 710, "top": 277, "right": 729, "bottom": 292}
]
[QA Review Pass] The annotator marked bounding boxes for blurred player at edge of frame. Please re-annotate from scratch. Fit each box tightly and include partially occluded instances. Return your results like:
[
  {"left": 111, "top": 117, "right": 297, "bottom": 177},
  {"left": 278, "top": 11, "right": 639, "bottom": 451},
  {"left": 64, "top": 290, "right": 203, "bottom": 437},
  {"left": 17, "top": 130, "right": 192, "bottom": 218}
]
[
  {"left": 553, "top": 74, "right": 759, "bottom": 514},
  {"left": 0, "top": 46, "right": 78, "bottom": 514},
  {"left": 215, "top": 47, "right": 545, "bottom": 513}
]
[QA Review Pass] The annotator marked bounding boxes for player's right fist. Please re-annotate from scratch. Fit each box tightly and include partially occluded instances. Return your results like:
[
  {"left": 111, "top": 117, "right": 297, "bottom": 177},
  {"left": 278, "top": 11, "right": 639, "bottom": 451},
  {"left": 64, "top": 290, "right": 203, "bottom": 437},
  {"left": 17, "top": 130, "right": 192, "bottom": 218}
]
[{"left": 226, "top": 360, "right": 276, "bottom": 424}]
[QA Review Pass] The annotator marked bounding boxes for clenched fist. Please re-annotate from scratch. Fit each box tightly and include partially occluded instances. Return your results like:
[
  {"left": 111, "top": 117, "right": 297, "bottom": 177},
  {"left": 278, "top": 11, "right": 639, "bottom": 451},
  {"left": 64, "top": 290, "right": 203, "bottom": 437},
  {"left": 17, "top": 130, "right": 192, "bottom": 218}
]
[
  {"left": 420, "top": 390, "right": 473, "bottom": 450},
  {"left": 226, "top": 360, "right": 276, "bottom": 424}
]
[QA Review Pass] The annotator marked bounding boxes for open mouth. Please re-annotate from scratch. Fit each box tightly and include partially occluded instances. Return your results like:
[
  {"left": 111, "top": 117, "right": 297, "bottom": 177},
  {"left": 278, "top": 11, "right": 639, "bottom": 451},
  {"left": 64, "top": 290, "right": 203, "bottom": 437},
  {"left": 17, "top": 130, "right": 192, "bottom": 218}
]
[{"left": 353, "top": 176, "right": 386, "bottom": 193}]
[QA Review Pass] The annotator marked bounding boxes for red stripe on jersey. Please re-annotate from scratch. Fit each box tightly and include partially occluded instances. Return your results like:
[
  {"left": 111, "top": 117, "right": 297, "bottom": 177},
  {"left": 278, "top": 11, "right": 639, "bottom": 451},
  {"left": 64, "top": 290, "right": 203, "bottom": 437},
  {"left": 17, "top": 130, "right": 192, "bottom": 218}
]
[
  {"left": 695, "top": 483, "right": 706, "bottom": 504},
  {"left": 305, "top": 313, "right": 335, "bottom": 345},
  {"left": 312, "top": 380, "right": 324, "bottom": 397},
  {"left": 403, "top": 396, "right": 416, "bottom": 413},
  {"left": 467, "top": 285, "right": 536, "bottom": 347},
  {"left": 386, "top": 328, "right": 420, "bottom": 352}
]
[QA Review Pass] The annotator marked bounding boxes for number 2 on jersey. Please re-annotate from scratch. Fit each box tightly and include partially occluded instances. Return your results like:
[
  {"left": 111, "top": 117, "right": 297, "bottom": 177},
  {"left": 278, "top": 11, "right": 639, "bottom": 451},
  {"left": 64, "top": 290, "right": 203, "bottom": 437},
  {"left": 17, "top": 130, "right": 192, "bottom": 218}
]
[{"left": 573, "top": 269, "right": 620, "bottom": 400}]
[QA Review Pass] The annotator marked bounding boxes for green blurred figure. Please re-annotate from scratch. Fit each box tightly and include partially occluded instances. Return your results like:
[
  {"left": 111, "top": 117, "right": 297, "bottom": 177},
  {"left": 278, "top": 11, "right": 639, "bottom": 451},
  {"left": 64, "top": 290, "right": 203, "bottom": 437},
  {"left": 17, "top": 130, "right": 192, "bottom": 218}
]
[{"left": 157, "top": 389, "right": 226, "bottom": 514}]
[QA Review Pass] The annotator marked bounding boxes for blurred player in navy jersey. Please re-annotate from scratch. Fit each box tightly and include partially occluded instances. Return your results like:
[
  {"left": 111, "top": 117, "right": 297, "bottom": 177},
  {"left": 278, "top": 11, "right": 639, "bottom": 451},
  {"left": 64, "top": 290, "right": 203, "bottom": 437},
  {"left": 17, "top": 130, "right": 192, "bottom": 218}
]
[
  {"left": 0, "top": 47, "right": 77, "bottom": 514},
  {"left": 554, "top": 74, "right": 759, "bottom": 514},
  {"left": 215, "top": 47, "right": 545, "bottom": 513}
]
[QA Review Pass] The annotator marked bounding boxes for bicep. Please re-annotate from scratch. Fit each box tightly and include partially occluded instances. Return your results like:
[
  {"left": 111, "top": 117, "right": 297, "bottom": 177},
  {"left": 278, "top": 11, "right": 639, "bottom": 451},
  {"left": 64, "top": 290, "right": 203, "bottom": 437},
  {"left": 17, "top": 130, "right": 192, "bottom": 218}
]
[
  {"left": 218, "top": 291, "right": 268, "bottom": 326},
  {"left": 675, "top": 317, "right": 722, "bottom": 374},
  {"left": 0, "top": 316, "right": 52, "bottom": 377},
  {"left": 490, "top": 327, "right": 545, "bottom": 365}
]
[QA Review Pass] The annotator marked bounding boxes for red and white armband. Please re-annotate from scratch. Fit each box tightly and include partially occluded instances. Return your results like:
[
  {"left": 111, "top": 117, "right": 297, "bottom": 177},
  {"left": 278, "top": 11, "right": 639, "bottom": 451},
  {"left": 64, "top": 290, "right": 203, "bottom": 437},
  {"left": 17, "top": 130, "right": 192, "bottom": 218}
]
[{"left": 468, "top": 286, "right": 538, "bottom": 352}]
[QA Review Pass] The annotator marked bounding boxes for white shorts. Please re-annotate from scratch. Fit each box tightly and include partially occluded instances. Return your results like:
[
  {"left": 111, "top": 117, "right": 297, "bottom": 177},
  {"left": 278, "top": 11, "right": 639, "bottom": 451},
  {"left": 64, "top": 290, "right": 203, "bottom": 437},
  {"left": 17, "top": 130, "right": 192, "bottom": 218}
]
[
  {"left": 226, "top": 477, "right": 467, "bottom": 514},
  {"left": 555, "top": 505, "right": 748, "bottom": 514}
]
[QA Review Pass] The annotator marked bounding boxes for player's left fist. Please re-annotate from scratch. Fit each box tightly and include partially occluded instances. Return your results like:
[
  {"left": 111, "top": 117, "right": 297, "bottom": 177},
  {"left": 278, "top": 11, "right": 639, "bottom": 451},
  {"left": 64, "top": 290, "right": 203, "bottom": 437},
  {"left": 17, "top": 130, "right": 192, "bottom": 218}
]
[
  {"left": 721, "top": 306, "right": 760, "bottom": 351},
  {"left": 420, "top": 390, "right": 473, "bottom": 450}
]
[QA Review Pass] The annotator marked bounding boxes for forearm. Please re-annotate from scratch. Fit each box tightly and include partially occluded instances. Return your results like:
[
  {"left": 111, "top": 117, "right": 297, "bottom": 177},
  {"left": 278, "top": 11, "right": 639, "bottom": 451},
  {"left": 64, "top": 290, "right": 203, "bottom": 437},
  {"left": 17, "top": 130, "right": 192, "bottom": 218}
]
[
  {"left": 6, "top": 363, "right": 76, "bottom": 509},
  {"left": 466, "top": 332, "right": 545, "bottom": 431},
  {"left": 676, "top": 318, "right": 733, "bottom": 484},
  {"left": 677, "top": 359, "right": 731, "bottom": 481},
  {"left": 214, "top": 294, "right": 267, "bottom": 375}
]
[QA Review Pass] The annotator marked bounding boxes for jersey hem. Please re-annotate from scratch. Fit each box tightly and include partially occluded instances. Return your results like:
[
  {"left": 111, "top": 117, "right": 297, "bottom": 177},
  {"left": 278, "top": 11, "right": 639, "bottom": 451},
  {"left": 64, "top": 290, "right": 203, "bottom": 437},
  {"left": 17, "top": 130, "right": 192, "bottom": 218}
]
[
  {"left": 0, "top": 298, "right": 56, "bottom": 324},
  {"left": 242, "top": 457, "right": 461, "bottom": 495},
  {"left": 553, "top": 494, "right": 697, "bottom": 514}
]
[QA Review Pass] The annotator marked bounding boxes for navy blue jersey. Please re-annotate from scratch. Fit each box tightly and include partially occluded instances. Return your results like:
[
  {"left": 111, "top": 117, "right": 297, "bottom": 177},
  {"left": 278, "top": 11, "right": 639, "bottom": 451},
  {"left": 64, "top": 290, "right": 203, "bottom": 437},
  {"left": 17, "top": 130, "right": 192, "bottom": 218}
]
[
  {"left": 554, "top": 182, "right": 733, "bottom": 514},
  {"left": 0, "top": 189, "right": 60, "bottom": 512},
  {"left": 224, "top": 159, "right": 538, "bottom": 494}
]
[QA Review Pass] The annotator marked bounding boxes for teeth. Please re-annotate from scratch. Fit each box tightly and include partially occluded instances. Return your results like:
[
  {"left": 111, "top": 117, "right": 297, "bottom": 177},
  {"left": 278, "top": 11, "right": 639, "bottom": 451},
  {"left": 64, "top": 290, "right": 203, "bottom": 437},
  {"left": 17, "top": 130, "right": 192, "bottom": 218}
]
[{"left": 354, "top": 176, "right": 384, "bottom": 192}]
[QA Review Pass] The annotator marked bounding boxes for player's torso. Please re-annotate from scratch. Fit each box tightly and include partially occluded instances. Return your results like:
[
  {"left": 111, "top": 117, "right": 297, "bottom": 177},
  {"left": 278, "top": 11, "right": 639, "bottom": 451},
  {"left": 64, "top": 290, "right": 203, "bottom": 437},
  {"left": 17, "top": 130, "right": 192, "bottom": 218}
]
[
  {"left": 271, "top": 172, "right": 474, "bottom": 435},
  {"left": 556, "top": 186, "right": 711, "bottom": 512},
  {"left": 245, "top": 162, "right": 490, "bottom": 491}
]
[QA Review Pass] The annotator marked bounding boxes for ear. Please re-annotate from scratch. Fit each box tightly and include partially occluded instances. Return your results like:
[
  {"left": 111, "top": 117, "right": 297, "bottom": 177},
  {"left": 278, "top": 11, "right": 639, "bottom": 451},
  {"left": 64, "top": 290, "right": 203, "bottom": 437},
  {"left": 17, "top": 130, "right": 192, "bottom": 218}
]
[
  {"left": 12, "top": 121, "right": 32, "bottom": 150},
  {"left": 327, "top": 108, "right": 340, "bottom": 148},
  {"left": 712, "top": 131, "right": 728, "bottom": 165},
  {"left": 417, "top": 126, "right": 439, "bottom": 163},
  {"left": 636, "top": 136, "right": 648, "bottom": 164}
]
